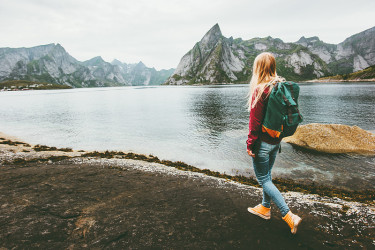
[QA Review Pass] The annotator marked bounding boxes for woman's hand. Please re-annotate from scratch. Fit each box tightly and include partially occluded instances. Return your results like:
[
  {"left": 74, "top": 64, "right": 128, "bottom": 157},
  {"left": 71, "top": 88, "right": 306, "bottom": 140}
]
[{"left": 247, "top": 149, "right": 255, "bottom": 158}]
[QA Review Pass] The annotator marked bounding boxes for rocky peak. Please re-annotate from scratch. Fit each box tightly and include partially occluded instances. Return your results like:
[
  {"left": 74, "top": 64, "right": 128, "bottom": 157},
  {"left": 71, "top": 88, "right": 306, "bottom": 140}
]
[
  {"left": 83, "top": 56, "right": 106, "bottom": 67},
  {"left": 39, "top": 43, "right": 56, "bottom": 49},
  {"left": 296, "top": 36, "right": 320, "bottom": 46},
  {"left": 135, "top": 61, "right": 146, "bottom": 69},
  {"left": 36, "top": 43, "right": 64, "bottom": 54},
  {"left": 54, "top": 43, "right": 65, "bottom": 51},
  {"left": 306, "top": 36, "right": 320, "bottom": 43},
  {"left": 202, "top": 23, "right": 222, "bottom": 39},
  {"left": 165, "top": 23, "right": 245, "bottom": 85},
  {"left": 296, "top": 36, "right": 307, "bottom": 44},
  {"left": 199, "top": 23, "right": 223, "bottom": 53},
  {"left": 21, "top": 43, "right": 59, "bottom": 59},
  {"left": 49, "top": 43, "right": 74, "bottom": 59},
  {"left": 111, "top": 59, "right": 124, "bottom": 66}
]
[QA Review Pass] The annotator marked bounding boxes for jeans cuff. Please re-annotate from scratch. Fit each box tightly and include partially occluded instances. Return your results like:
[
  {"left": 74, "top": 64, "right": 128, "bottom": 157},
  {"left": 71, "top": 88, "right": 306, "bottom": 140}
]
[{"left": 262, "top": 202, "right": 271, "bottom": 208}]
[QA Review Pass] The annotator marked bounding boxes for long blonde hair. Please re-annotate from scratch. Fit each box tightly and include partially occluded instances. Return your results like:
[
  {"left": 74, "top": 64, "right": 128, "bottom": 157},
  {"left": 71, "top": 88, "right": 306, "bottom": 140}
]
[{"left": 247, "top": 52, "right": 284, "bottom": 110}]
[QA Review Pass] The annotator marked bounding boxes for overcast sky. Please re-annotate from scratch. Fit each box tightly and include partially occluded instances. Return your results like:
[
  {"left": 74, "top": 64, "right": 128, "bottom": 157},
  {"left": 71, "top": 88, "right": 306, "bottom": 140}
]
[{"left": 0, "top": 0, "right": 374, "bottom": 70}]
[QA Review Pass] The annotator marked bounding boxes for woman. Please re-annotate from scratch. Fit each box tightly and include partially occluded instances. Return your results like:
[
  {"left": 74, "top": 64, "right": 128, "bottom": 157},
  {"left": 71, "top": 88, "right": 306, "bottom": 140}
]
[{"left": 246, "top": 52, "right": 302, "bottom": 234}]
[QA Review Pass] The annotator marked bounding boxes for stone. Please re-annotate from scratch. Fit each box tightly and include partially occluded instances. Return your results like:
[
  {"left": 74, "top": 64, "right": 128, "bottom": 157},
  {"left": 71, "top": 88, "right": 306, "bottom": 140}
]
[{"left": 283, "top": 123, "right": 375, "bottom": 155}]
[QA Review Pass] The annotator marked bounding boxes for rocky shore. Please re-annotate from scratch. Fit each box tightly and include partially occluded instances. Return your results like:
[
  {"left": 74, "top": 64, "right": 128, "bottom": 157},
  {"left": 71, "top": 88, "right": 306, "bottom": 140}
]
[
  {"left": 0, "top": 132, "right": 374, "bottom": 248},
  {"left": 307, "top": 79, "right": 375, "bottom": 83}
]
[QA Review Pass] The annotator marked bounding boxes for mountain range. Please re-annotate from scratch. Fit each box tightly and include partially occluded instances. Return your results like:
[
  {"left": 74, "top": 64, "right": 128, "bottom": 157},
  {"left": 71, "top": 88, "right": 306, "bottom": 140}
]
[
  {"left": 1, "top": 24, "right": 374, "bottom": 87},
  {"left": 165, "top": 24, "right": 375, "bottom": 85},
  {"left": 0, "top": 44, "right": 174, "bottom": 87}
]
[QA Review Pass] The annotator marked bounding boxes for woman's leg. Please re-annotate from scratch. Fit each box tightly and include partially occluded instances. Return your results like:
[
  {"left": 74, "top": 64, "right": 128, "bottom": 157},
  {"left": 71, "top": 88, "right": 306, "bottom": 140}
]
[
  {"left": 262, "top": 143, "right": 279, "bottom": 208},
  {"left": 253, "top": 141, "right": 289, "bottom": 216}
]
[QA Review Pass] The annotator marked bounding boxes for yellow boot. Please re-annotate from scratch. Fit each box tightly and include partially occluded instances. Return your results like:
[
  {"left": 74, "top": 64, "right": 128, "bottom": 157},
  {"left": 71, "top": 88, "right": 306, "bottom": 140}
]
[
  {"left": 283, "top": 211, "right": 302, "bottom": 234},
  {"left": 248, "top": 204, "right": 271, "bottom": 220}
]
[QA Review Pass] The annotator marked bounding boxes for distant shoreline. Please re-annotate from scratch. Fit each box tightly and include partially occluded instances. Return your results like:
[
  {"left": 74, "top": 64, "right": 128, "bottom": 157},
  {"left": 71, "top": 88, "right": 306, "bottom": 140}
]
[
  {"left": 0, "top": 80, "right": 72, "bottom": 91},
  {"left": 168, "top": 80, "right": 375, "bottom": 86},
  {"left": 2, "top": 80, "right": 375, "bottom": 91},
  {"left": 306, "top": 78, "right": 375, "bottom": 83}
]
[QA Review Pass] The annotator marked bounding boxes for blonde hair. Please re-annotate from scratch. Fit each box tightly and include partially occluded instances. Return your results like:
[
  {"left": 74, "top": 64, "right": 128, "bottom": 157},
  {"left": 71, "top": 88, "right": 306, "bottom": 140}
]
[{"left": 247, "top": 52, "right": 285, "bottom": 110}]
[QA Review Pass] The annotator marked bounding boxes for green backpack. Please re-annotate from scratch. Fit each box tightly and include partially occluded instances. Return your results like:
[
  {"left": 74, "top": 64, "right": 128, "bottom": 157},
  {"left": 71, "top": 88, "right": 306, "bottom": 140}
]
[{"left": 262, "top": 81, "right": 303, "bottom": 139}]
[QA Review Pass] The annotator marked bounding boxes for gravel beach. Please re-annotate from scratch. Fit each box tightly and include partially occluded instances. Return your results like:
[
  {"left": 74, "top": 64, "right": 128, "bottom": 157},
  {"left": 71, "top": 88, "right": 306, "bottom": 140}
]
[{"left": 0, "top": 133, "right": 374, "bottom": 249}]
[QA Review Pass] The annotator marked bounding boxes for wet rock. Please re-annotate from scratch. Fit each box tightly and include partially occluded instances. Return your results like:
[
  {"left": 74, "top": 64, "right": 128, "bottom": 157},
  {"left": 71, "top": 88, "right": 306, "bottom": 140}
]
[{"left": 283, "top": 123, "right": 375, "bottom": 155}]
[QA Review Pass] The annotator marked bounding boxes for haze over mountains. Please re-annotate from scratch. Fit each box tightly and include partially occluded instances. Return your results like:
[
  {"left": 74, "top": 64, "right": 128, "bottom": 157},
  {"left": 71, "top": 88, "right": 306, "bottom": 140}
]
[
  {"left": 165, "top": 24, "right": 375, "bottom": 85},
  {"left": 0, "top": 44, "right": 174, "bottom": 87},
  {"left": 1, "top": 24, "right": 374, "bottom": 87}
]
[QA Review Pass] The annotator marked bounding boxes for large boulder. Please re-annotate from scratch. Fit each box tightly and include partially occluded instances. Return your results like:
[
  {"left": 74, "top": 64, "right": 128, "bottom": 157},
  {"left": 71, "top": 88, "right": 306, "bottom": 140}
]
[{"left": 283, "top": 123, "right": 375, "bottom": 155}]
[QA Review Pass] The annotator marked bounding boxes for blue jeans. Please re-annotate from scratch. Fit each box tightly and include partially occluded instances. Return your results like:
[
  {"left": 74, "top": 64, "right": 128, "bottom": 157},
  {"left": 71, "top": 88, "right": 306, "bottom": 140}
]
[{"left": 252, "top": 141, "right": 290, "bottom": 217}]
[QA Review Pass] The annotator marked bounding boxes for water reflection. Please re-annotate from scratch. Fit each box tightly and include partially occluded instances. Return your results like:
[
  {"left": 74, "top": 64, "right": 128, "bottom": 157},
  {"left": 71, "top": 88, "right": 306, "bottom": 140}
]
[{"left": 190, "top": 89, "right": 230, "bottom": 140}]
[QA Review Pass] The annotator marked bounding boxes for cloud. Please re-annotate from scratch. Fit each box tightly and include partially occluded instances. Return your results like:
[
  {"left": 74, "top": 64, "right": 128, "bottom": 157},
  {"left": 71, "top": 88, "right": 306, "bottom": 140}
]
[{"left": 0, "top": 0, "right": 374, "bottom": 70}]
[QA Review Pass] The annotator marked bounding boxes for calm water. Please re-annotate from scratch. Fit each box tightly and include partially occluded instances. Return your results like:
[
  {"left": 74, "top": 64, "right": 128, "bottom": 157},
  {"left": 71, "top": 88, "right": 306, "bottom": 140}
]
[{"left": 1, "top": 83, "right": 374, "bottom": 190}]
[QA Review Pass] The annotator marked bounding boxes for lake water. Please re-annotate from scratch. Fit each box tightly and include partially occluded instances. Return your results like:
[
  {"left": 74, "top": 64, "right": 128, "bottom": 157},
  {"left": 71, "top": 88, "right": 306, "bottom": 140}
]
[{"left": 1, "top": 83, "right": 374, "bottom": 190}]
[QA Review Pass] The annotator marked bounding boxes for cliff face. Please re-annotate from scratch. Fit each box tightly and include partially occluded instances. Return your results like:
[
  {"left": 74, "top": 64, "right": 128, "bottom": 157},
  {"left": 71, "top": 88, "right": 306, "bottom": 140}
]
[
  {"left": 334, "top": 26, "right": 375, "bottom": 73},
  {"left": 0, "top": 44, "right": 83, "bottom": 86},
  {"left": 165, "top": 24, "right": 375, "bottom": 85},
  {"left": 0, "top": 44, "right": 174, "bottom": 87},
  {"left": 166, "top": 24, "right": 244, "bottom": 85}
]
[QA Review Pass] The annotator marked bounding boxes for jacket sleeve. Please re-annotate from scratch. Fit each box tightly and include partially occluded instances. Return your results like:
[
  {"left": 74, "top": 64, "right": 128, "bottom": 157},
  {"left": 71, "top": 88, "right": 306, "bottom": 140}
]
[{"left": 246, "top": 88, "right": 268, "bottom": 151}]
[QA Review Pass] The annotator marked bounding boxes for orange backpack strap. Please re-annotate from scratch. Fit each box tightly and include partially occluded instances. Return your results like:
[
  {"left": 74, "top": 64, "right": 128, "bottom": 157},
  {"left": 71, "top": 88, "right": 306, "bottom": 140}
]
[{"left": 262, "top": 125, "right": 281, "bottom": 138}]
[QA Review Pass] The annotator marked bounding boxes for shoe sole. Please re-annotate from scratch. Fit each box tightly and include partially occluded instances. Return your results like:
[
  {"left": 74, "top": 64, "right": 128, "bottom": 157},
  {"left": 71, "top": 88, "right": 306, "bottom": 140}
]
[
  {"left": 291, "top": 216, "right": 302, "bottom": 234},
  {"left": 247, "top": 207, "right": 271, "bottom": 220}
]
